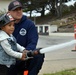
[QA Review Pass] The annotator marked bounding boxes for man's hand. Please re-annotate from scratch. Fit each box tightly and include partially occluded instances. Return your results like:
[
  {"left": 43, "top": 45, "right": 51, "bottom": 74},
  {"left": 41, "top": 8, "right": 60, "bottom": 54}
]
[{"left": 21, "top": 48, "right": 42, "bottom": 60}]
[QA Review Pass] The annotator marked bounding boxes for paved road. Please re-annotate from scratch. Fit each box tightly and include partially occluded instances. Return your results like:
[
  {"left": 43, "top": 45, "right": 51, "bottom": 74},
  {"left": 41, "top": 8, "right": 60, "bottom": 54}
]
[
  {"left": 37, "top": 35, "right": 74, "bottom": 48},
  {"left": 37, "top": 35, "right": 76, "bottom": 75}
]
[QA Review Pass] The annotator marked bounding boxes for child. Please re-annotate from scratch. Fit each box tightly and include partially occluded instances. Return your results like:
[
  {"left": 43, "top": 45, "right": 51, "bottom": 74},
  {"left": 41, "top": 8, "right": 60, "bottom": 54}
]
[{"left": 0, "top": 13, "right": 27, "bottom": 75}]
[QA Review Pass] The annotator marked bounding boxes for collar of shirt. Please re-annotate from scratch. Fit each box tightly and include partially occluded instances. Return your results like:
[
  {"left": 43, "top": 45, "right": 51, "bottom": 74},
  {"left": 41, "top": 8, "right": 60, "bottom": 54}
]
[{"left": 0, "top": 30, "right": 13, "bottom": 41}]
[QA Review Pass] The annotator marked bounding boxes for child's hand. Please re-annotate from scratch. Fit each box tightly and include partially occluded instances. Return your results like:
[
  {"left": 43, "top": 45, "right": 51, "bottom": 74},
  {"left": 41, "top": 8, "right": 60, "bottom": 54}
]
[
  {"left": 21, "top": 52, "right": 26, "bottom": 60},
  {"left": 23, "top": 49, "right": 29, "bottom": 53}
]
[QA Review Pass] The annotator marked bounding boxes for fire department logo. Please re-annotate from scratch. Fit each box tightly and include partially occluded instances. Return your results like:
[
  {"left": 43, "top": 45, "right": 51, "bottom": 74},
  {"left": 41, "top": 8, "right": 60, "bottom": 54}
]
[
  {"left": 19, "top": 28, "right": 26, "bottom": 36},
  {"left": 7, "top": 13, "right": 14, "bottom": 21}
]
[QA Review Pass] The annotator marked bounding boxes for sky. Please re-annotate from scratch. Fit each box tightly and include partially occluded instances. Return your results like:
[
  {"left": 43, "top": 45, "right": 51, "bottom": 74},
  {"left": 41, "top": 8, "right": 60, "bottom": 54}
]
[
  {"left": 65, "top": 0, "right": 76, "bottom": 6},
  {"left": 23, "top": 0, "right": 76, "bottom": 17}
]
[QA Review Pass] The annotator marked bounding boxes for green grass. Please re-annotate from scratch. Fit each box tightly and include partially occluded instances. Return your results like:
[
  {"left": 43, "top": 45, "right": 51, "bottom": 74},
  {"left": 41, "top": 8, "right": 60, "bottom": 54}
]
[{"left": 43, "top": 68, "right": 76, "bottom": 75}]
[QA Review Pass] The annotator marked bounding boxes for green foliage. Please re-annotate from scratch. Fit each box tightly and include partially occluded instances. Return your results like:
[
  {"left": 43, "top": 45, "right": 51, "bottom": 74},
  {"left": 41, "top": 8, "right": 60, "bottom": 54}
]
[
  {"left": 62, "top": 0, "right": 71, "bottom": 2},
  {"left": 69, "top": 5, "right": 75, "bottom": 11},
  {"left": 62, "top": 9, "right": 70, "bottom": 15},
  {"left": 74, "top": 2, "right": 76, "bottom": 9},
  {"left": 19, "top": 0, "right": 76, "bottom": 18},
  {"left": 43, "top": 68, "right": 76, "bottom": 75},
  {"left": 62, "top": 3, "right": 76, "bottom": 16}
]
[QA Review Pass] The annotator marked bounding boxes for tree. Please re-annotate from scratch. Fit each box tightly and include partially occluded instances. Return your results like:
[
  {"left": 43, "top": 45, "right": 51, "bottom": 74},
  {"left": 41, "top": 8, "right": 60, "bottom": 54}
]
[
  {"left": 18, "top": 0, "right": 71, "bottom": 18},
  {"left": 18, "top": 0, "right": 50, "bottom": 17}
]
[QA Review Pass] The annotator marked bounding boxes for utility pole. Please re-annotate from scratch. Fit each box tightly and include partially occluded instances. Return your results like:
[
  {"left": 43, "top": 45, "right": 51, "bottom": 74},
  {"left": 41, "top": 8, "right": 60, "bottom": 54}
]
[{"left": 34, "top": 15, "right": 36, "bottom": 24}]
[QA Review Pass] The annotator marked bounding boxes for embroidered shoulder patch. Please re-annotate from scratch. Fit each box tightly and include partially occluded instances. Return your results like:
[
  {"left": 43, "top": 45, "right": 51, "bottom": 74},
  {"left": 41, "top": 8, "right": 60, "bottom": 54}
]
[{"left": 19, "top": 28, "right": 26, "bottom": 36}]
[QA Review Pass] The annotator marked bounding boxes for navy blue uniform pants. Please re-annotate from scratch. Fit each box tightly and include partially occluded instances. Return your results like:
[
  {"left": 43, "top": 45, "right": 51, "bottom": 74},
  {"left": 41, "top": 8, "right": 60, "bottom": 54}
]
[
  {"left": 7, "top": 54, "right": 44, "bottom": 75},
  {"left": 0, "top": 64, "right": 8, "bottom": 75}
]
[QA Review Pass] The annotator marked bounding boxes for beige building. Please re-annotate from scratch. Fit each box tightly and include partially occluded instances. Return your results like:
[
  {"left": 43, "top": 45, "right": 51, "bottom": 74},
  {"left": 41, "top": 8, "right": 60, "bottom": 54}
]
[
  {"left": 36, "top": 24, "right": 58, "bottom": 35},
  {"left": 0, "top": 0, "right": 11, "bottom": 12}
]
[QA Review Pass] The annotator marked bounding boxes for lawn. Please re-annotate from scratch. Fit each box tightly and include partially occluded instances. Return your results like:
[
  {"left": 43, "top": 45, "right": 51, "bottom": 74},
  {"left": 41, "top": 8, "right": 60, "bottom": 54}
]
[{"left": 43, "top": 68, "right": 76, "bottom": 75}]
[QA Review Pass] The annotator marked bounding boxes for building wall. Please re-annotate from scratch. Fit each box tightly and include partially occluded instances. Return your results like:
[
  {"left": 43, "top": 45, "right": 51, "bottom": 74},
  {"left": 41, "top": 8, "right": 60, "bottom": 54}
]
[
  {"left": 36, "top": 24, "right": 58, "bottom": 35},
  {"left": 0, "top": 0, "right": 11, "bottom": 12}
]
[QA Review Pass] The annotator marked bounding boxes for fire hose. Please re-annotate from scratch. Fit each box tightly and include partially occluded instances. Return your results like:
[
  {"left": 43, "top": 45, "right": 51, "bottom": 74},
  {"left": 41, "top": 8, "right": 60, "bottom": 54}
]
[{"left": 25, "top": 40, "right": 76, "bottom": 60}]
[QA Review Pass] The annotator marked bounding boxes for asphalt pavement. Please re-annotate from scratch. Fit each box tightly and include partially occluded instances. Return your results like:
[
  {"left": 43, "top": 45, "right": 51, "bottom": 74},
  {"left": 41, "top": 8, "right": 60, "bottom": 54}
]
[{"left": 37, "top": 35, "right": 76, "bottom": 75}]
